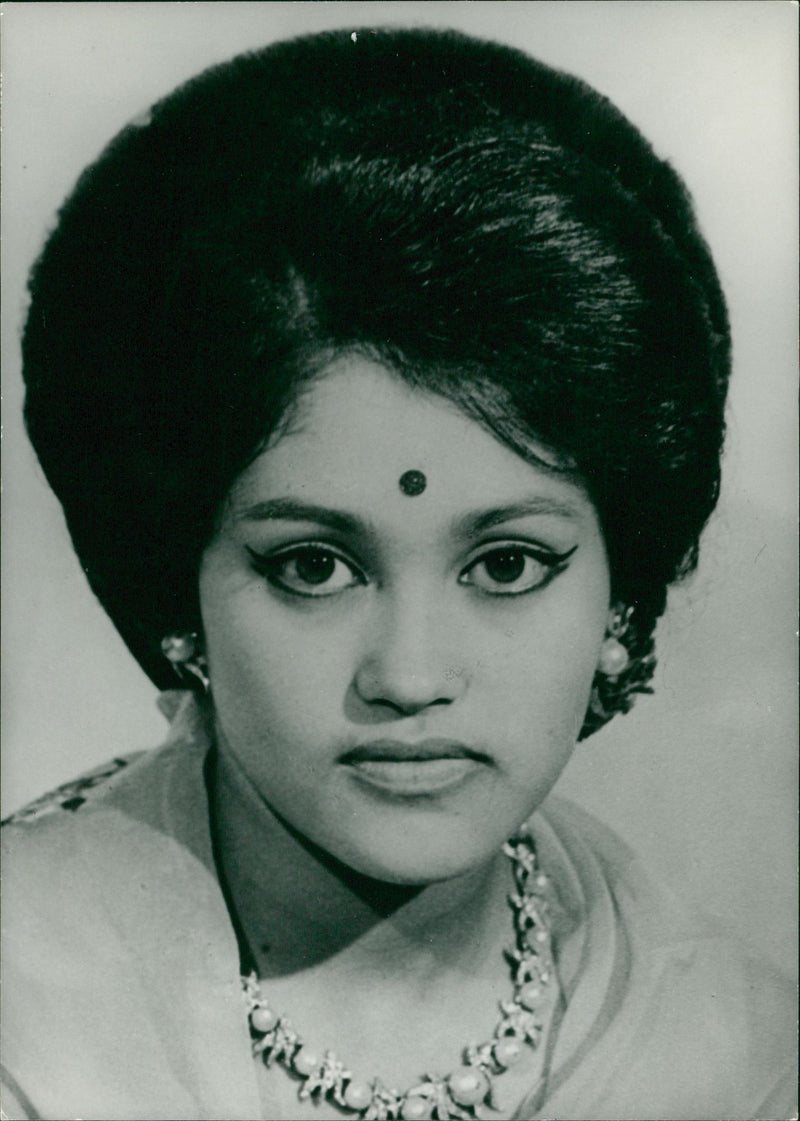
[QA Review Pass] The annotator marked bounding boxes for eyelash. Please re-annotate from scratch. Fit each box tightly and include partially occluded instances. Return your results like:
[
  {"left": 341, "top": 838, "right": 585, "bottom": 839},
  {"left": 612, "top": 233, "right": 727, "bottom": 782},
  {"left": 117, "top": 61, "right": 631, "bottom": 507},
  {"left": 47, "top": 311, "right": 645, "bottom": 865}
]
[
  {"left": 247, "top": 542, "right": 577, "bottom": 600},
  {"left": 248, "top": 544, "right": 366, "bottom": 599},
  {"left": 460, "top": 543, "right": 578, "bottom": 597}
]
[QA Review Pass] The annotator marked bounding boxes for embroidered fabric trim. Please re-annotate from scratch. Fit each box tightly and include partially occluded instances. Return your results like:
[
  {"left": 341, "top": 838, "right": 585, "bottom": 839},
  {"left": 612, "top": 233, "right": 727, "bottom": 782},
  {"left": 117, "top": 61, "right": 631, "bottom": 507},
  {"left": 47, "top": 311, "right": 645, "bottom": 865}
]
[{"left": 2, "top": 757, "right": 133, "bottom": 826}]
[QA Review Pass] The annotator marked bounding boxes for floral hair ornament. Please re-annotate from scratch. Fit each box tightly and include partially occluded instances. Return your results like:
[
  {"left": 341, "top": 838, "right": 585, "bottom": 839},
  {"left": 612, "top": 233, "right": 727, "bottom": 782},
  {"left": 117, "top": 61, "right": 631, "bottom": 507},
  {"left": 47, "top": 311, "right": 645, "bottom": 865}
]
[
  {"left": 580, "top": 603, "right": 657, "bottom": 740},
  {"left": 160, "top": 632, "right": 210, "bottom": 692}
]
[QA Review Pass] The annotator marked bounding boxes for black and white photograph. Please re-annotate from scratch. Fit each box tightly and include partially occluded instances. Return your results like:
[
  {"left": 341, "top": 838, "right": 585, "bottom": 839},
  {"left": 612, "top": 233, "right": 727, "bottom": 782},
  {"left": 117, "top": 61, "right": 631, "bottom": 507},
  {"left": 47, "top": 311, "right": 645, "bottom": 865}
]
[{"left": 1, "top": 3, "right": 796, "bottom": 1119}]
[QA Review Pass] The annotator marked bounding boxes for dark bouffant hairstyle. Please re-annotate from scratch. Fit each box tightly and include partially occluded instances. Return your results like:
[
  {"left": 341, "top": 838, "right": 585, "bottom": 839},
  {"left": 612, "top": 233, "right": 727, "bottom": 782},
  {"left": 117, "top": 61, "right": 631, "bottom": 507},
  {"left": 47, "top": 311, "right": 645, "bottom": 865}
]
[{"left": 22, "top": 28, "right": 729, "bottom": 707}]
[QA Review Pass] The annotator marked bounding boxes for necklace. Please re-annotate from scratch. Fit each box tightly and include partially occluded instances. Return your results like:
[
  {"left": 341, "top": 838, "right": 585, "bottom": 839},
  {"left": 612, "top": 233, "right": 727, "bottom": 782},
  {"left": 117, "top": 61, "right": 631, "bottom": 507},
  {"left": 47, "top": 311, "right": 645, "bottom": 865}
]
[{"left": 241, "top": 828, "right": 553, "bottom": 1121}]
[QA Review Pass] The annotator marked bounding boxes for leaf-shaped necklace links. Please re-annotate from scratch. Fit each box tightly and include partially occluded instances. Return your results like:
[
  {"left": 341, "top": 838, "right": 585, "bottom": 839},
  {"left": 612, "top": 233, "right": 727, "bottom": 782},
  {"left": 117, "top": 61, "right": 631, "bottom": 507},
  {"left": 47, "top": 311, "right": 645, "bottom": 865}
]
[{"left": 242, "top": 829, "right": 553, "bottom": 1120}]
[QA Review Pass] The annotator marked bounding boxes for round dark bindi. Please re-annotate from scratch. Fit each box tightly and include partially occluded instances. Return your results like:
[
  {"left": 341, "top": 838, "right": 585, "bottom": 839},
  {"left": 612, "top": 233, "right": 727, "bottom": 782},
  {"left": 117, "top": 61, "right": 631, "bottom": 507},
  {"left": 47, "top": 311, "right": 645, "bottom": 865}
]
[{"left": 398, "top": 469, "right": 427, "bottom": 496}]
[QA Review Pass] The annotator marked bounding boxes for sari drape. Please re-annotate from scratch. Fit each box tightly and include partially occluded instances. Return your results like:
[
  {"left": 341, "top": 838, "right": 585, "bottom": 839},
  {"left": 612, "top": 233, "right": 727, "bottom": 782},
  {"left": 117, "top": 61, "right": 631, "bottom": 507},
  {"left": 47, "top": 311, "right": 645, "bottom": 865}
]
[{"left": 2, "top": 693, "right": 794, "bottom": 1120}]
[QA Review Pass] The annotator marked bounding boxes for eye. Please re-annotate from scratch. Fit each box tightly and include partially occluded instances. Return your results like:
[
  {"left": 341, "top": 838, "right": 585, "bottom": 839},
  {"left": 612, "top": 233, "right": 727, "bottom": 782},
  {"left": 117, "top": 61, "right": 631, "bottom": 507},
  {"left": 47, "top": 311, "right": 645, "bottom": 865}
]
[
  {"left": 248, "top": 545, "right": 365, "bottom": 598},
  {"left": 460, "top": 544, "right": 577, "bottom": 596}
]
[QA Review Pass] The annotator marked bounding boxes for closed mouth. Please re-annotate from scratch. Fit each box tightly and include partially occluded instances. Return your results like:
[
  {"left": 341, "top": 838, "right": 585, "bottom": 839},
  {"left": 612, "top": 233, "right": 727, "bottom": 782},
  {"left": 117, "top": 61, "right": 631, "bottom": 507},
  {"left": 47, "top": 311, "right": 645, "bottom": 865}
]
[
  {"left": 339, "top": 740, "right": 490, "bottom": 796},
  {"left": 339, "top": 739, "right": 489, "bottom": 765}
]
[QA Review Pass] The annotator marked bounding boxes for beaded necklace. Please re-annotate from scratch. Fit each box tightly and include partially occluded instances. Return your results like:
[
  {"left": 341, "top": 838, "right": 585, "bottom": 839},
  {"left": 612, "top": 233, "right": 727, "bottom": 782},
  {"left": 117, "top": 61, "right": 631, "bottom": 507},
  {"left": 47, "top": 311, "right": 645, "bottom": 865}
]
[{"left": 241, "top": 830, "right": 553, "bottom": 1121}]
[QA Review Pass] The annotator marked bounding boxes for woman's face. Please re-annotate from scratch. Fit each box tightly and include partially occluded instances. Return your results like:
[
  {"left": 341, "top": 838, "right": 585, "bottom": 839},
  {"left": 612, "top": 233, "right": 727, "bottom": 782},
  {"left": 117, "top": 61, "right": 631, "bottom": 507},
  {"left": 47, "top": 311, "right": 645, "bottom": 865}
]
[{"left": 199, "top": 355, "right": 610, "bottom": 883}]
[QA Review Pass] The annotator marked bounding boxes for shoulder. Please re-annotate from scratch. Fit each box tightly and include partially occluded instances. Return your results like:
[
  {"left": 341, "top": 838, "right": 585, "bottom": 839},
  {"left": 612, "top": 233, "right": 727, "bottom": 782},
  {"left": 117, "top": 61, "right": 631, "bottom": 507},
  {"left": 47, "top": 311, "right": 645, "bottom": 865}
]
[
  {"left": 2, "top": 691, "right": 209, "bottom": 871},
  {"left": 618, "top": 935, "right": 797, "bottom": 1120},
  {"left": 3, "top": 740, "right": 176, "bottom": 880},
  {"left": 0, "top": 699, "right": 233, "bottom": 1121},
  {"left": 535, "top": 796, "right": 796, "bottom": 1120},
  {"left": 1, "top": 752, "right": 148, "bottom": 950},
  {"left": 1, "top": 740, "right": 182, "bottom": 966},
  {"left": 1, "top": 692, "right": 214, "bottom": 963},
  {"left": 1, "top": 748, "right": 170, "bottom": 1116}
]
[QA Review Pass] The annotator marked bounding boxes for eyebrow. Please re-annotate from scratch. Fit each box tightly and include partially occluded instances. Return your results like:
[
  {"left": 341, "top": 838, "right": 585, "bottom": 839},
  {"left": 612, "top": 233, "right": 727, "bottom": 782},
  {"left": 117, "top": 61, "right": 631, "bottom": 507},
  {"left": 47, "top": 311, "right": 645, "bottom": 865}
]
[
  {"left": 236, "top": 495, "right": 581, "bottom": 539},
  {"left": 236, "top": 498, "right": 367, "bottom": 536},
  {"left": 454, "top": 498, "right": 582, "bottom": 539}
]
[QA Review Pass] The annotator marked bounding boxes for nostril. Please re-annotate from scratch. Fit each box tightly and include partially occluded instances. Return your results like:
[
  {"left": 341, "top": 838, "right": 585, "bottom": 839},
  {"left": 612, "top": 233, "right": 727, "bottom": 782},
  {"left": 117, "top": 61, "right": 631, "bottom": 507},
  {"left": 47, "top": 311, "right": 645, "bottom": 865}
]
[
  {"left": 376, "top": 694, "right": 453, "bottom": 717},
  {"left": 353, "top": 641, "right": 467, "bottom": 713}
]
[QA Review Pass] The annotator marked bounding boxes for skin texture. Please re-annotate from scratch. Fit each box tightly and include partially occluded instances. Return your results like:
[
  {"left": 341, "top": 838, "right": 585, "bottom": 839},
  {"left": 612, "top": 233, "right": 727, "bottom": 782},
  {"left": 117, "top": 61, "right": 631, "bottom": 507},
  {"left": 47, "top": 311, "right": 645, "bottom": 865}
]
[
  {"left": 200, "top": 354, "right": 611, "bottom": 887},
  {"left": 198, "top": 355, "right": 613, "bottom": 1114}
]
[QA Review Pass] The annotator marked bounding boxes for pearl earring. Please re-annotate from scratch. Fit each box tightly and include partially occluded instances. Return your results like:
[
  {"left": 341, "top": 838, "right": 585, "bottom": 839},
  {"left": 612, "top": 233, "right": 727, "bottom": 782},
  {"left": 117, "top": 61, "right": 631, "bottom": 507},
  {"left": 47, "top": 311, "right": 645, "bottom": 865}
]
[
  {"left": 597, "top": 604, "right": 633, "bottom": 677},
  {"left": 598, "top": 637, "right": 630, "bottom": 676},
  {"left": 161, "top": 632, "right": 210, "bottom": 692},
  {"left": 580, "top": 604, "right": 657, "bottom": 739}
]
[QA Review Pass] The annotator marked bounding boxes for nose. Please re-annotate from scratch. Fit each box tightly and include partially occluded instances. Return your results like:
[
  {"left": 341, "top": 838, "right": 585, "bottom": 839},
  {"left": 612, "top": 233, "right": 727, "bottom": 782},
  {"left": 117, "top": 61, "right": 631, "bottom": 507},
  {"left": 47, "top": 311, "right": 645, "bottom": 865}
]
[{"left": 353, "top": 591, "right": 466, "bottom": 716}]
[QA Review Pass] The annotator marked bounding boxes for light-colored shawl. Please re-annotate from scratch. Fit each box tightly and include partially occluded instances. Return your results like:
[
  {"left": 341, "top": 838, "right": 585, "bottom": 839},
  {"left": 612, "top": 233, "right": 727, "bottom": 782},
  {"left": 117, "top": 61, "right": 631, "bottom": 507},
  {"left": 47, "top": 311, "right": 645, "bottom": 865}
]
[{"left": 2, "top": 693, "right": 794, "bottom": 1120}]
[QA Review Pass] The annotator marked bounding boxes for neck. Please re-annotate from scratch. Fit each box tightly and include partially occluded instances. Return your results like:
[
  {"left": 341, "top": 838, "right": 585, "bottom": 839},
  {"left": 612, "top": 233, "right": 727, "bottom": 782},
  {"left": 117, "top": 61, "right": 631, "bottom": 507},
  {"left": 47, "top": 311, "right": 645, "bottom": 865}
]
[{"left": 211, "top": 745, "right": 512, "bottom": 982}]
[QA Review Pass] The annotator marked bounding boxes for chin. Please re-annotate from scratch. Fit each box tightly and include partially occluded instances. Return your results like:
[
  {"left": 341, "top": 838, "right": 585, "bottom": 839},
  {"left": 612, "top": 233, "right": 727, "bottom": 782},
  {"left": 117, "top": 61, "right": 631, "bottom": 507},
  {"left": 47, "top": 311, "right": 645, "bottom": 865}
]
[{"left": 330, "top": 815, "right": 512, "bottom": 886}]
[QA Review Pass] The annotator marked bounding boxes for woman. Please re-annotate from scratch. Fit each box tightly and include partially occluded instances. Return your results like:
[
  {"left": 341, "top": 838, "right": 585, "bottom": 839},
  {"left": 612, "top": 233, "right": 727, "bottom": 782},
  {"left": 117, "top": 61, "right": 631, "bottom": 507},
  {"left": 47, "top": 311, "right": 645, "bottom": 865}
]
[{"left": 1, "top": 25, "right": 794, "bottom": 1121}]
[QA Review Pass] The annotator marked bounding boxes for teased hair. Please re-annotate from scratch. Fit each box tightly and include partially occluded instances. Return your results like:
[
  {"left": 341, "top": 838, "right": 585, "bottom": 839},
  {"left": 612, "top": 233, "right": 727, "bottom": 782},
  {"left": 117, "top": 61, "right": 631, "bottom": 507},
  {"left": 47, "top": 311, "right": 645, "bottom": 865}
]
[{"left": 23, "top": 28, "right": 729, "bottom": 692}]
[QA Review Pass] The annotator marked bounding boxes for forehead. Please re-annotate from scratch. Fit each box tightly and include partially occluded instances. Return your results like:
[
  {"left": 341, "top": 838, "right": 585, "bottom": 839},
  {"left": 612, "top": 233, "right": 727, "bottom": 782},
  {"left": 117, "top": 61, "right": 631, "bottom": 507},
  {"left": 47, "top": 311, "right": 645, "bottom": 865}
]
[{"left": 230, "top": 355, "right": 590, "bottom": 516}]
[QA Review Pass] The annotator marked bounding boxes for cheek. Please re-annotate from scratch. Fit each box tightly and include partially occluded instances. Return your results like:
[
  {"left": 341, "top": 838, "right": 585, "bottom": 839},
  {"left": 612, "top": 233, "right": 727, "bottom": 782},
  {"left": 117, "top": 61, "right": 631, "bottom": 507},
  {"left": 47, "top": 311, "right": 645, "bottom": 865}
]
[
  {"left": 472, "top": 590, "right": 608, "bottom": 743},
  {"left": 479, "top": 643, "right": 596, "bottom": 751},
  {"left": 200, "top": 580, "right": 356, "bottom": 745},
  {"left": 200, "top": 538, "right": 609, "bottom": 757}
]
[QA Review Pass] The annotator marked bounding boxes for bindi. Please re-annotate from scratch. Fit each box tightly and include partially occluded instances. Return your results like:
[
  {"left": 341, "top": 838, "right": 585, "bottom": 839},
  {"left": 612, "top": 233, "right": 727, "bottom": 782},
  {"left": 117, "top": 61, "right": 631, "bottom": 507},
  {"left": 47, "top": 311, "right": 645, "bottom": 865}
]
[{"left": 398, "top": 469, "right": 427, "bottom": 496}]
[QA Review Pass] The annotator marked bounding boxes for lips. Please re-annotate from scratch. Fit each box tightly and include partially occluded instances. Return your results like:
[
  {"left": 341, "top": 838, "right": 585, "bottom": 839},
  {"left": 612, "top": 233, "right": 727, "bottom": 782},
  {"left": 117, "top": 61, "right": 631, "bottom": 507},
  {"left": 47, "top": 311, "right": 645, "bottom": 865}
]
[{"left": 339, "top": 739, "right": 490, "bottom": 795}]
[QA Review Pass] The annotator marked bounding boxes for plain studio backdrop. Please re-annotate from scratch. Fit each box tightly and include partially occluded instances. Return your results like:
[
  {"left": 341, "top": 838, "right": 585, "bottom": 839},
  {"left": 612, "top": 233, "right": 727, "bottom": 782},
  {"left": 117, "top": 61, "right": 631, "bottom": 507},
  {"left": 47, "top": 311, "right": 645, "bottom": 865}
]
[{"left": 1, "top": 2, "right": 797, "bottom": 979}]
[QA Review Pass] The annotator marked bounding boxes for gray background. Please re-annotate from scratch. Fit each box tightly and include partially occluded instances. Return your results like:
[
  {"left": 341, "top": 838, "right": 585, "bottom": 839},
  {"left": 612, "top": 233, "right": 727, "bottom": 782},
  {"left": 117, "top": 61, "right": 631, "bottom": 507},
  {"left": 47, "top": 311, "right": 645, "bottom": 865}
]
[{"left": 2, "top": 1, "right": 797, "bottom": 977}]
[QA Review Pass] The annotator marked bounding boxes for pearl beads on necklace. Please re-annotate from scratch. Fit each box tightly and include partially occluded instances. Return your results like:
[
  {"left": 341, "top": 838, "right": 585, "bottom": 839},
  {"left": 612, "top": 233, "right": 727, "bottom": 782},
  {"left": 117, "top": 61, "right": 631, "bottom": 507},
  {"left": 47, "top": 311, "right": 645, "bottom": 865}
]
[{"left": 242, "top": 830, "right": 554, "bottom": 1120}]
